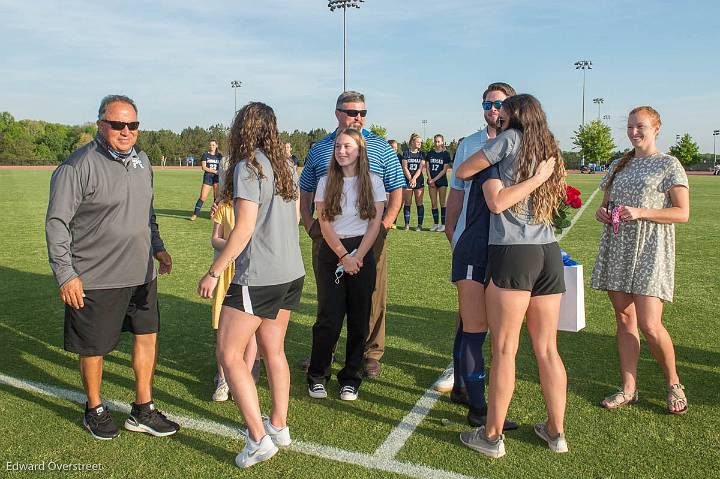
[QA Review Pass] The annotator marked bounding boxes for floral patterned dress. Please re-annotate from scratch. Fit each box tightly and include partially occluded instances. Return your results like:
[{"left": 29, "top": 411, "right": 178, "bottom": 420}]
[{"left": 591, "top": 153, "right": 688, "bottom": 302}]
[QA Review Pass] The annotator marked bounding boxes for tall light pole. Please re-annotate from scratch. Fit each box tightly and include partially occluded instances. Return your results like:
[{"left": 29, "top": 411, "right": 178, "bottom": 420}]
[
  {"left": 328, "top": 0, "right": 364, "bottom": 92},
  {"left": 574, "top": 60, "right": 592, "bottom": 167},
  {"left": 713, "top": 130, "right": 719, "bottom": 167},
  {"left": 231, "top": 80, "right": 242, "bottom": 116},
  {"left": 421, "top": 119, "right": 428, "bottom": 140},
  {"left": 602, "top": 114, "right": 611, "bottom": 122},
  {"left": 593, "top": 97, "right": 604, "bottom": 121}
]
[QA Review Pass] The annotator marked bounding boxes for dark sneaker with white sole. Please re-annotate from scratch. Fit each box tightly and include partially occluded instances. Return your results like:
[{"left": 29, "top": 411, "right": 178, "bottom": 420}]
[
  {"left": 83, "top": 403, "right": 120, "bottom": 440},
  {"left": 467, "top": 405, "right": 519, "bottom": 431},
  {"left": 124, "top": 401, "right": 180, "bottom": 437}
]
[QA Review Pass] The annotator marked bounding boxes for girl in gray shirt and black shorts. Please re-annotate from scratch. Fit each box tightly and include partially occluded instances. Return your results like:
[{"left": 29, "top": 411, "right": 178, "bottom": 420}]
[
  {"left": 198, "top": 102, "right": 304, "bottom": 469},
  {"left": 454, "top": 94, "right": 569, "bottom": 459}
]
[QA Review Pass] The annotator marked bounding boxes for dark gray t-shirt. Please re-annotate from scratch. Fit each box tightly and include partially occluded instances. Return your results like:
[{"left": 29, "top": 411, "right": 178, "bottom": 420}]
[
  {"left": 231, "top": 150, "right": 305, "bottom": 286},
  {"left": 482, "top": 128, "right": 556, "bottom": 245},
  {"left": 45, "top": 139, "right": 164, "bottom": 289}
]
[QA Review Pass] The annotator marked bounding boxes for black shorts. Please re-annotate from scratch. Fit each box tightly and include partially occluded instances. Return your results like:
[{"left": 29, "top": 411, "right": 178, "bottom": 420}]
[
  {"left": 485, "top": 243, "right": 565, "bottom": 296},
  {"left": 223, "top": 276, "right": 305, "bottom": 319},
  {"left": 430, "top": 177, "right": 448, "bottom": 188},
  {"left": 451, "top": 259, "right": 487, "bottom": 283},
  {"left": 202, "top": 172, "right": 219, "bottom": 185},
  {"left": 64, "top": 279, "right": 159, "bottom": 356}
]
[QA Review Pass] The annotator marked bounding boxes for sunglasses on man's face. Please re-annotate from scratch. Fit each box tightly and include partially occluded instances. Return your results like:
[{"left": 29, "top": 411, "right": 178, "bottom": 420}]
[
  {"left": 337, "top": 108, "right": 367, "bottom": 118},
  {"left": 101, "top": 119, "right": 140, "bottom": 131},
  {"left": 482, "top": 100, "right": 503, "bottom": 111}
]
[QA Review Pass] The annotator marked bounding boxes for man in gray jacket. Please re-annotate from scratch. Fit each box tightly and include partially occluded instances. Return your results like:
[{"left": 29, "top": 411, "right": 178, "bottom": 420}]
[{"left": 46, "top": 95, "right": 179, "bottom": 440}]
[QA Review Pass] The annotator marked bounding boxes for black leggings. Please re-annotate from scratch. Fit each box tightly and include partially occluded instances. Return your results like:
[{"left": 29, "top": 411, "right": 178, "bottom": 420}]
[{"left": 308, "top": 235, "right": 376, "bottom": 389}]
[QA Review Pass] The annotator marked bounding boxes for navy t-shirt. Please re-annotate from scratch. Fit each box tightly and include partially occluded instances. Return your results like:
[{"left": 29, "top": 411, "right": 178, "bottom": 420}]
[
  {"left": 453, "top": 165, "right": 501, "bottom": 269},
  {"left": 425, "top": 150, "right": 450, "bottom": 179},
  {"left": 202, "top": 152, "right": 222, "bottom": 173},
  {"left": 403, "top": 149, "right": 425, "bottom": 179}
]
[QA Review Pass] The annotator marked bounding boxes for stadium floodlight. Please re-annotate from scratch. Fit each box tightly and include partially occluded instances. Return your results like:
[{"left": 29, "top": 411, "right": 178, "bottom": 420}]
[
  {"left": 593, "top": 98, "right": 604, "bottom": 120},
  {"left": 421, "top": 120, "right": 428, "bottom": 140},
  {"left": 713, "top": 130, "right": 719, "bottom": 167},
  {"left": 574, "top": 60, "right": 592, "bottom": 166},
  {"left": 231, "top": 80, "right": 242, "bottom": 116},
  {"left": 328, "top": 0, "right": 365, "bottom": 91}
]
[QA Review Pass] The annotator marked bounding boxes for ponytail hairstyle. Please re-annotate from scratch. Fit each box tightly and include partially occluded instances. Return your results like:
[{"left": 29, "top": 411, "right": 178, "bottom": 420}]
[
  {"left": 321, "top": 128, "right": 377, "bottom": 223},
  {"left": 604, "top": 106, "right": 662, "bottom": 193},
  {"left": 500, "top": 94, "right": 566, "bottom": 225},
  {"left": 434, "top": 134, "right": 446, "bottom": 151},
  {"left": 223, "top": 102, "right": 298, "bottom": 203},
  {"left": 409, "top": 132, "right": 422, "bottom": 151}
]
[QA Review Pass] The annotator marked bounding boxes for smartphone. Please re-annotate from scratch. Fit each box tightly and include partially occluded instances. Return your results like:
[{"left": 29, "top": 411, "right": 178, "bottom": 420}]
[{"left": 606, "top": 201, "right": 615, "bottom": 215}]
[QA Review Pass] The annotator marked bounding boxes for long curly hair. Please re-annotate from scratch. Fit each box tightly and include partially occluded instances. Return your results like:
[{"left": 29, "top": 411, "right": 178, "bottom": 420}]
[
  {"left": 501, "top": 94, "right": 566, "bottom": 224},
  {"left": 604, "top": 106, "right": 661, "bottom": 193},
  {"left": 222, "top": 102, "right": 297, "bottom": 203},
  {"left": 321, "top": 128, "right": 377, "bottom": 223}
]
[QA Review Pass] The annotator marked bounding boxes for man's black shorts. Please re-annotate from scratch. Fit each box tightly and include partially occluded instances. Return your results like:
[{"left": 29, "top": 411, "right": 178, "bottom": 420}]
[
  {"left": 485, "top": 243, "right": 566, "bottom": 296},
  {"left": 64, "top": 279, "right": 160, "bottom": 356},
  {"left": 222, "top": 276, "right": 305, "bottom": 319},
  {"left": 202, "top": 172, "right": 219, "bottom": 186}
]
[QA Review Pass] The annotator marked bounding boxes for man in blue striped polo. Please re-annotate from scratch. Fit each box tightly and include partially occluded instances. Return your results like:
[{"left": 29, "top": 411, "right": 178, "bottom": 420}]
[{"left": 299, "top": 91, "right": 404, "bottom": 378}]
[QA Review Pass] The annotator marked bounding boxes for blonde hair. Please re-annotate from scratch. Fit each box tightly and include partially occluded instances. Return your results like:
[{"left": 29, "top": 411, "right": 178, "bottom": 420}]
[
  {"left": 604, "top": 106, "right": 662, "bottom": 193},
  {"left": 501, "top": 94, "right": 566, "bottom": 224},
  {"left": 321, "top": 128, "right": 377, "bottom": 223}
]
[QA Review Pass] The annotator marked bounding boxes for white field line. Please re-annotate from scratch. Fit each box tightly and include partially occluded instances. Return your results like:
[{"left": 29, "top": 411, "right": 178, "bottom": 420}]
[
  {"left": 0, "top": 373, "right": 478, "bottom": 479},
  {"left": 556, "top": 187, "right": 600, "bottom": 242},
  {"left": 374, "top": 363, "right": 450, "bottom": 460}
]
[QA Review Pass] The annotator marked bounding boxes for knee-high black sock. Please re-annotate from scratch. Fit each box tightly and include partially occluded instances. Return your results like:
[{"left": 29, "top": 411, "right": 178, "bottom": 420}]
[
  {"left": 194, "top": 199, "right": 204, "bottom": 215},
  {"left": 403, "top": 205, "right": 411, "bottom": 225},
  {"left": 417, "top": 205, "right": 425, "bottom": 226},
  {"left": 441, "top": 207, "right": 447, "bottom": 225},
  {"left": 452, "top": 320, "right": 464, "bottom": 389},
  {"left": 461, "top": 331, "right": 487, "bottom": 410},
  {"left": 432, "top": 208, "right": 439, "bottom": 225}
]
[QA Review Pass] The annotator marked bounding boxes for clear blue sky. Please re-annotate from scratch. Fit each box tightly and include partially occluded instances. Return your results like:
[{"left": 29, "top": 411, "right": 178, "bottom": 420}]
[{"left": 1, "top": 0, "right": 719, "bottom": 153}]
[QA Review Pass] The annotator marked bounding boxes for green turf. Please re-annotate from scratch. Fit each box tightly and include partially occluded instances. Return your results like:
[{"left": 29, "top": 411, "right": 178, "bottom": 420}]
[{"left": 0, "top": 169, "right": 718, "bottom": 478}]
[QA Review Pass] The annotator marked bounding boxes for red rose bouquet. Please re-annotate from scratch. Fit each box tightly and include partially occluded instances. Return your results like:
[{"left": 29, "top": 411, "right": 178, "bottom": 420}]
[{"left": 553, "top": 185, "right": 582, "bottom": 232}]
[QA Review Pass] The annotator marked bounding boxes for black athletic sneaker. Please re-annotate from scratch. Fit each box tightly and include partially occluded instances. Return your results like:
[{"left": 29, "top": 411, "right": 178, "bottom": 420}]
[
  {"left": 467, "top": 405, "right": 519, "bottom": 431},
  {"left": 83, "top": 403, "right": 120, "bottom": 440},
  {"left": 124, "top": 402, "right": 180, "bottom": 437}
]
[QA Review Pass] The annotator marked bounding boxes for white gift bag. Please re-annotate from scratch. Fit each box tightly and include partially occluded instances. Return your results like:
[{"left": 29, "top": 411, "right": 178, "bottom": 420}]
[{"left": 558, "top": 265, "right": 586, "bottom": 332}]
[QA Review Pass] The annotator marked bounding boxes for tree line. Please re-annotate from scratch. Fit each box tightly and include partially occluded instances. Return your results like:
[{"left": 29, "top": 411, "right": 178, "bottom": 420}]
[{"left": 1, "top": 111, "right": 713, "bottom": 169}]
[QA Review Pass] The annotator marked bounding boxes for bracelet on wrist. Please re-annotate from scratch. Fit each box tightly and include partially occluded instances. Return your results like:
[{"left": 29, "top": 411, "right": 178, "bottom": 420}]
[
  {"left": 338, "top": 251, "right": 350, "bottom": 261},
  {"left": 208, "top": 268, "right": 220, "bottom": 278}
]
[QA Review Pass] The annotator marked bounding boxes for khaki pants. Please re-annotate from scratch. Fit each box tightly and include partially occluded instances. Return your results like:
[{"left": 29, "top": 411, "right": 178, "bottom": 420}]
[{"left": 309, "top": 220, "right": 389, "bottom": 362}]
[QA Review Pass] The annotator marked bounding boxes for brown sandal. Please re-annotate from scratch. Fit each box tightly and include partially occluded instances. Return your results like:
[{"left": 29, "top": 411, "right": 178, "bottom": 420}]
[
  {"left": 600, "top": 389, "right": 639, "bottom": 409},
  {"left": 667, "top": 384, "right": 688, "bottom": 415}
]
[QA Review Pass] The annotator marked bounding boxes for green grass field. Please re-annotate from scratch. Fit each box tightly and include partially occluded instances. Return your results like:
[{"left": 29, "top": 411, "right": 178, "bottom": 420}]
[{"left": 0, "top": 169, "right": 718, "bottom": 478}]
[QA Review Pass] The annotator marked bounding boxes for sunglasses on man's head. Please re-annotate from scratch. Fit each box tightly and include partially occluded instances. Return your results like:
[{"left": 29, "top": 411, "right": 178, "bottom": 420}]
[
  {"left": 482, "top": 100, "right": 503, "bottom": 111},
  {"left": 101, "top": 119, "right": 140, "bottom": 131},
  {"left": 337, "top": 108, "right": 367, "bottom": 118}
]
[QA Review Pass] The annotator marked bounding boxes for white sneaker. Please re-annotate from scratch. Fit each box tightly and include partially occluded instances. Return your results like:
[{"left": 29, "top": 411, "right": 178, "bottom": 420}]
[
  {"left": 340, "top": 385, "right": 358, "bottom": 401},
  {"left": 308, "top": 383, "right": 327, "bottom": 399},
  {"left": 212, "top": 377, "right": 230, "bottom": 401},
  {"left": 430, "top": 224, "right": 439, "bottom": 231},
  {"left": 438, "top": 224, "right": 445, "bottom": 232},
  {"left": 235, "top": 434, "right": 278, "bottom": 468},
  {"left": 533, "top": 423, "right": 569, "bottom": 453},
  {"left": 433, "top": 366, "right": 455, "bottom": 393},
  {"left": 263, "top": 418, "right": 291, "bottom": 447}
]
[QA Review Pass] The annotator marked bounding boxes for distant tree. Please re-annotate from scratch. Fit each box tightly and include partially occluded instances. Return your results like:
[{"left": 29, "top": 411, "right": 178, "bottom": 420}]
[
  {"left": 421, "top": 138, "right": 434, "bottom": 153},
  {"left": 669, "top": 133, "right": 700, "bottom": 166},
  {"left": 572, "top": 120, "right": 616, "bottom": 166},
  {"left": 369, "top": 124, "right": 387, "bottom": 139}
]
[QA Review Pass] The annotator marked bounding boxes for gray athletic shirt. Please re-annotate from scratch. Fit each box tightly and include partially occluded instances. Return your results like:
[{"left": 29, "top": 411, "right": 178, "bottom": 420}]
[
  {"left": 45, "top": 139, "right": 165, "bottom": 289},
  {"left": 231, "top": 150, "right": 305, "bottom": 286},
  {"left": 482, "top": 129, "right": 556, "bottom": 245}
]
